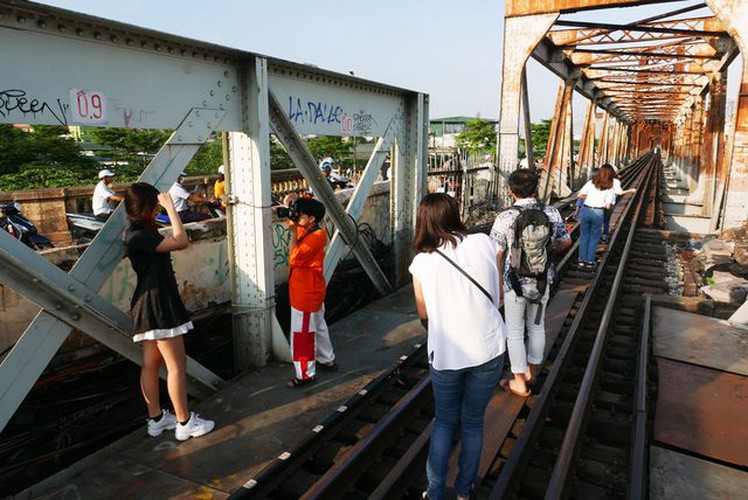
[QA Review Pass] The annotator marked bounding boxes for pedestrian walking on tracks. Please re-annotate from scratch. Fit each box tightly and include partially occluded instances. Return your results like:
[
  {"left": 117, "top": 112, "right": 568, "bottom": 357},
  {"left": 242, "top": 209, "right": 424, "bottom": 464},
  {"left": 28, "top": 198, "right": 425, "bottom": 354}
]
[
  {"left": 490, "top": 170, "right": 571, "bottom": 397},
  {"left": 409, "top": 193, "right": 506, "bottom": 500},
  {"left": 124, "top": 183, "right": 215, "bottom": 441},
  {"left": 602, "top": 164, "right": 636, "bottom": 243},
  {"left": 283, "top": 194, "right": 336, "bottom": 388},
  {"left": 577, "top": 165, "right": 616, "bottom": 267}
]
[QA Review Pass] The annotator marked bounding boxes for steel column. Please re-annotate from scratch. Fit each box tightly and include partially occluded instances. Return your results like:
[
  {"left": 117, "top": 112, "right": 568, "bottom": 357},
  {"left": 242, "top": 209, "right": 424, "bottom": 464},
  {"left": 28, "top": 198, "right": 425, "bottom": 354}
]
[
  {"left": 228, "top": 58, "right": 276, "bottom": 370},
  {"left": 392, "top": 93, "right": 428, "bottom": 288},
  {"left": 521, "top": 68, "right": 536, "bottom": 171},
  {"left": 497, "top": 13, "right": 558, "bottom": 205},
  {"left": 578, "top": 98, "right": 597, "bottom": 180},
  {"left": 542, "top": 79, "right": 574, "bottom": 201}
]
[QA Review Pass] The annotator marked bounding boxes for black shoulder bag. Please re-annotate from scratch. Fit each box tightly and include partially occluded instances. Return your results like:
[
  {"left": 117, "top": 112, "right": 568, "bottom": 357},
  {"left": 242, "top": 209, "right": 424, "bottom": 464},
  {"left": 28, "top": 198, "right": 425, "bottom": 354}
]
[{"left": 434, "top": 249, "right": 495, "bottom": 305}]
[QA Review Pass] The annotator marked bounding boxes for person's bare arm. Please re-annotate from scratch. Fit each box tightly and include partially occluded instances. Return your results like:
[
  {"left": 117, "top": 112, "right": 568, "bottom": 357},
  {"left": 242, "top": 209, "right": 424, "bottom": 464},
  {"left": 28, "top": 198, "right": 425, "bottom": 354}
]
[
  {"left": 156, "top": 193, "right": 189, "bottom": 252},
  {"left": 412, "top": 277, "right": 427, "bottom": 320},
  {"left": 496, "top": 249, "right": 504, "bottom": 301}
]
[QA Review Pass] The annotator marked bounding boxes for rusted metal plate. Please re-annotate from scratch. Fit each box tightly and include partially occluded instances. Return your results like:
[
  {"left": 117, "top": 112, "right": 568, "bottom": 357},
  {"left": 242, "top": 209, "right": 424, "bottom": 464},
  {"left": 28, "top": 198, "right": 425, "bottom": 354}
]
[
  {"left": 654, "top": 358, "right": 748, "bottom": 466},
  {"left": 650, "top": 445, "right": 748, "bottom": 499},
  {"left": 507, "top": 0, "right": 669, "bottom": 17},
  {"left": 653, "top": 306, "right": 748, "bottom": 376}
]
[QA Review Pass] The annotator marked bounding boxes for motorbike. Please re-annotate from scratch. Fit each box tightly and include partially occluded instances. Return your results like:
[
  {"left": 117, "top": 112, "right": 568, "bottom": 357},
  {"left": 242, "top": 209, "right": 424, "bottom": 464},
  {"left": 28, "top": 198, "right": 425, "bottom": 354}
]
[
  {"left": 1, "top": 202, "right": 55, "bottom": 250},
  {"left": 65, "top": 213, "right": 106, "bottom": 245},
  {"left": 154, "top": 201, "right": 226, "bottom": 225}
]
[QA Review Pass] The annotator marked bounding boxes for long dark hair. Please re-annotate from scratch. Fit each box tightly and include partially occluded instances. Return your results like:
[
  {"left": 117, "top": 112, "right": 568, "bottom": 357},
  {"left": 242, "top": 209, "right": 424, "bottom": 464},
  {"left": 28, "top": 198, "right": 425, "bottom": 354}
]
[
  {"left": 593, "top": 164, "right": 614, "bottom": 190},
  {"left": 125, "top": 182, "right": 160, "bottom": 231},
  {"left": 413, "top": 193, "right": 467, "bottom": 253}
]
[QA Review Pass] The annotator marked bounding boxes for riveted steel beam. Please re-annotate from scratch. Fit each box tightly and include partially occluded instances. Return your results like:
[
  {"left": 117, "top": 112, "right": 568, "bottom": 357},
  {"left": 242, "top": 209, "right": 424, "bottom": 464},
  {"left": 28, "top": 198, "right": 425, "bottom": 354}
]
[
  {"left": 0, "top": 109, "right": 227, "bottom": 433},
  {"left": 324, "top": 121, "right": 398, "bottom": 282},
  {"left": 268, "top": 90, "right": 394, "bottom": 295}
]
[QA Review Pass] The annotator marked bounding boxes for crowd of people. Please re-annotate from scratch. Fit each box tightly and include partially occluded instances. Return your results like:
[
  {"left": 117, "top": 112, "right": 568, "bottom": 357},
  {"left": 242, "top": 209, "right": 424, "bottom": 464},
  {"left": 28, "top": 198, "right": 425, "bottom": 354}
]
[{"left": 104, "top": 157, "right": 624, "bottom": 498}]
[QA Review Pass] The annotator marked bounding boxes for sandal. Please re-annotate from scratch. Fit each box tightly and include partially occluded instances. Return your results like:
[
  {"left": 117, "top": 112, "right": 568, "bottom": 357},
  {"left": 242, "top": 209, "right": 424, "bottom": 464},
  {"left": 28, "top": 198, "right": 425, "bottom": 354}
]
[
  {"left": 317, "top": 361, "right": 338, "bottom": 372},
  {"left": 499, "top": 377, "right": 531, "bottom": 397},
  {"left": 286, "top": 376, "right": 317, "bottom": 388}
]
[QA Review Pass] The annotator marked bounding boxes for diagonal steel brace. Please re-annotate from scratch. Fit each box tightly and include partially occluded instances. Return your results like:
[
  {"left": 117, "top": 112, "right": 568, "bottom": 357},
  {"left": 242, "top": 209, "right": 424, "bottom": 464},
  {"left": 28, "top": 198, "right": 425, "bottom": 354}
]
[
  {"left": 268, "top": 91, "right": 393, "bottom": 295},
  {"left": 0, "top": 108, "right": 226, "bottom": 433}
]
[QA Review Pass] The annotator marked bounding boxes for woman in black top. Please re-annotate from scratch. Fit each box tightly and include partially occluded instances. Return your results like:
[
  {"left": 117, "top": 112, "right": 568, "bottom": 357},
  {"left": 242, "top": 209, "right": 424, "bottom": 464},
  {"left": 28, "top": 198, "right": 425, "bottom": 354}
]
[{"left": 123, "top": 182, "right": 214, "bottom": 441}]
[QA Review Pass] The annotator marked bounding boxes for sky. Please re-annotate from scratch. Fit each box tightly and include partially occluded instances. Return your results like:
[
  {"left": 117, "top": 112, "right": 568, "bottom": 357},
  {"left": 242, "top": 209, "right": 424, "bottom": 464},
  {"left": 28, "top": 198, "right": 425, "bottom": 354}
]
[{"left": 39, "top": 0, "right": 742, "bottom": 132}]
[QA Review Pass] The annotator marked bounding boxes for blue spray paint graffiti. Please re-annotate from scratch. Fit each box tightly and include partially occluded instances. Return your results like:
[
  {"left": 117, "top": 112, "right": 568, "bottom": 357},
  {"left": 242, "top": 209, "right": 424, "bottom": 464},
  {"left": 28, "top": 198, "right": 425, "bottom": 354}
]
[{"left": 287, "top": 96, "right": 344, "bottom": 126}]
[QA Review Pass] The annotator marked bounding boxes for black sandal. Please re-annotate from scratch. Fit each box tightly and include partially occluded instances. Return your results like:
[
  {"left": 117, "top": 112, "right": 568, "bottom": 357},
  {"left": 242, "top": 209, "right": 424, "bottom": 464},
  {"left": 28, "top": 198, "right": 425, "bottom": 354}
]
[{"left": 286, "top": 376, "right": 317, "bottom": 388}]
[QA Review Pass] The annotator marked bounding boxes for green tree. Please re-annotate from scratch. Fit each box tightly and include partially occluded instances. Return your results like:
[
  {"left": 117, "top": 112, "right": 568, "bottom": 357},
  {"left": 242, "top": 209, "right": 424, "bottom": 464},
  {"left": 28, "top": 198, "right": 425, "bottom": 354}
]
[
  {"left": 0, "top": 124, "right": 88, "bottom": 177},
  {"left": 185, "top": 139, "right": 223, "bottom": 175},
  {"left": 531, "top": 119, "right": 552, "bottom": 158},
  {"left": 454, "top": 118, "right": 497, "bottom": 153},
  {"left": 306, "top": 136, "right": 353, "bottom": 166},
  {"left": 270, "top": 136, "right": 295, "bottom": 170}
]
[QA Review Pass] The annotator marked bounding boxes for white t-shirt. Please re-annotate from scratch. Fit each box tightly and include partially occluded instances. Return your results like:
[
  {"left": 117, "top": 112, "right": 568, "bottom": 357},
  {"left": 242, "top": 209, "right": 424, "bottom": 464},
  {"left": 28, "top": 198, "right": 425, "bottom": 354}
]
[
  {"left": 92, "top": 181, "right": 116, "bottom": 216},
  {"left": 613, "top": 178, "right": 623, "bottom": 195},
  {"left": 409, "top": 233, "right": 506, "bottom": 370},
  {"left": 169, "top": 183, "right": 190, "bottom": 212},
  {"left": 579, "top": 180, "right": 616, "bottom": 208}
]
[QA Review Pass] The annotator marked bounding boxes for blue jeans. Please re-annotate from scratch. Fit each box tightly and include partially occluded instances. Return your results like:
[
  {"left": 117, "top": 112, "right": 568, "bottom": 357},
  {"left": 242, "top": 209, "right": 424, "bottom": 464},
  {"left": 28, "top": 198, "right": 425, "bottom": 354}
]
[
  {"left": 427, "top": 355, "right": 503, "bottom": 500},
  {"left": 578, "top": 206, "right": 604, "bottom": 263}
]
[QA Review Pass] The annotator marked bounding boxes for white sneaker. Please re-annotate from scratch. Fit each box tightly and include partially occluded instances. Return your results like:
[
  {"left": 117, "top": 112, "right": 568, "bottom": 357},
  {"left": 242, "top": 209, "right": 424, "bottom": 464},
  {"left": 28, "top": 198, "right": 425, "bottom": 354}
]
[
  {"left": 175, "top": 412, "right": 215, "bottom": 441},
  {"left": 147, "top": 409, "right": 177, "bottom": 437}
]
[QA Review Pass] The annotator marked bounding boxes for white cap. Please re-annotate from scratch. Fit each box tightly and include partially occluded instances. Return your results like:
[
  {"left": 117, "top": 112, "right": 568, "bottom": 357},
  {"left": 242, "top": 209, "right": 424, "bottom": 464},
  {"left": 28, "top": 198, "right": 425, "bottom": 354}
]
[
  {"left": 218, "top": 165, "right": 225, "bottom": 175},
  {"left": 98, "top": 169, "right": 115, "bottom": 179}
]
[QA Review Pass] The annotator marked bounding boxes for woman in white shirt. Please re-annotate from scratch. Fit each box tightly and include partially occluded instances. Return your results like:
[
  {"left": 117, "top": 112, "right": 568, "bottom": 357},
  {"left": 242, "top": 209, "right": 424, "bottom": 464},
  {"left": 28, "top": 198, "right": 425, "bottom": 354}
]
[
  {"left": 602, "top": 165, "right": 636, "bottom": 243},
  {"left": 577, "top": 165, "right": 616, "bottom": 268},
  {"left": 409, "top": 193, "right": 506, "bottom": 500}
]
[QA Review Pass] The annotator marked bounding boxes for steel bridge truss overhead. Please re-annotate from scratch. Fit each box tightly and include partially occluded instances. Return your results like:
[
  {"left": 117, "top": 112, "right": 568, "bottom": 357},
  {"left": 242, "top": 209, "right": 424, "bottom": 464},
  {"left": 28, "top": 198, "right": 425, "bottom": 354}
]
[
  {"left": 499, "top": 0, "right": 748, "bottom": 228},
  {"left": 0, "top": 1, "right": 427, "bottom": 433}
]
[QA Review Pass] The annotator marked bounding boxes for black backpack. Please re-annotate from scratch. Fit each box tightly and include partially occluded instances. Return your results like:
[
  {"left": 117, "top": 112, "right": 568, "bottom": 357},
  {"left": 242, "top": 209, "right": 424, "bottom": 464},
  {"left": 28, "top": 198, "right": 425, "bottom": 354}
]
[{"left": 506, "top": 203, "right": 554, "bottom": 324}]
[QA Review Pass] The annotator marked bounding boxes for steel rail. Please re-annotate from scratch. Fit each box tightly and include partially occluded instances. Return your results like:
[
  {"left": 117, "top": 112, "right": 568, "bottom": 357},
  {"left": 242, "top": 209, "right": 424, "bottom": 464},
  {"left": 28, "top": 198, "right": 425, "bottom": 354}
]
[
  {"left": 488, "top": 153, "right": 654, "bottom": 499},
  {"left": 629, "top": 293, "right": 652, "bottom": 500},
  {"left": 302, "top": 376, "right": 433, "bottom": 499},
  {"left": 228, "top": 343, "right": 426, "bottom": 499},
  {"left": 543, "top": 156, "right": 656, "bottom": 498}
]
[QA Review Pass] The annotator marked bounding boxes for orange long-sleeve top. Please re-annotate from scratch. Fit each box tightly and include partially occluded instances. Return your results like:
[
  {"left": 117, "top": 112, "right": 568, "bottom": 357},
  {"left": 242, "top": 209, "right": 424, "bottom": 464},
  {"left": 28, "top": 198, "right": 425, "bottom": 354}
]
[{"left": 289, "top": 226, "right": 327, "bottom": 312}]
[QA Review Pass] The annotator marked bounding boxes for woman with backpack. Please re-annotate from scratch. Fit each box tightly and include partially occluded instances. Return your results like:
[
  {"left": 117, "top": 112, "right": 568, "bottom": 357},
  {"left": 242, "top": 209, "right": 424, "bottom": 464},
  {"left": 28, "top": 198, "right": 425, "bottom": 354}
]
[
  {"left": 577, "top": 164, "right": 617, "bottom": 268},
  {"left": 409, "top": 193, "right": 506, "bottom": 500}
]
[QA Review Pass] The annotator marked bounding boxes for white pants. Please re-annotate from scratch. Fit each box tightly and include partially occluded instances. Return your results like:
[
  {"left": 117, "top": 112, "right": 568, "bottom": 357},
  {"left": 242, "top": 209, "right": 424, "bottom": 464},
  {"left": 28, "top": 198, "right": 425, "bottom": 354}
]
[
  {"left": 290, "top": 306, "right": 335, "bottom": 380},
  {"left": 503, "top": 287, "right": 550, "bottom": 374}
]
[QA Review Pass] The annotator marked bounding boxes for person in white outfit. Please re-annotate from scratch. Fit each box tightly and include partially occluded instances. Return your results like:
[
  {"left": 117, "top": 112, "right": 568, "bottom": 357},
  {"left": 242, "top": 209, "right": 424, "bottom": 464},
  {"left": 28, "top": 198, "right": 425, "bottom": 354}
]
[
  {"left": 410, "top": 193, "right": 506, "bottom": 500},
  {"left": 92, "top": 169, "right": 123, "bottom": 220}
]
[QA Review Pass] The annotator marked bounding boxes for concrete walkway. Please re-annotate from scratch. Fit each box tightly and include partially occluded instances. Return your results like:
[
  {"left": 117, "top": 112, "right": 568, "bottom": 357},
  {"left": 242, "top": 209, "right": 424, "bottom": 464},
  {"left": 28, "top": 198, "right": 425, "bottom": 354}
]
[{"left": 19, "top": 286, "right": 424, "bottom": 500}]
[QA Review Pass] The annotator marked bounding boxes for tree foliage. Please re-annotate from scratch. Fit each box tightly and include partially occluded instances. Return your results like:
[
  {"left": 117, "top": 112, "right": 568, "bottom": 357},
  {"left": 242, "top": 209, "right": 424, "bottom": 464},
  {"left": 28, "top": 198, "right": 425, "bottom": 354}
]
[
  {"left": 531, "top": 119, "right": 552, "bottom": 158},
  {"left": 306, "top": 136, "right": 353, "bottom": 166},
  {"left": 454, "top": 118, "right": 497, "bottom": 153},
  {"left": 0, "top": 124, "right": 84, "bottom": 176}
]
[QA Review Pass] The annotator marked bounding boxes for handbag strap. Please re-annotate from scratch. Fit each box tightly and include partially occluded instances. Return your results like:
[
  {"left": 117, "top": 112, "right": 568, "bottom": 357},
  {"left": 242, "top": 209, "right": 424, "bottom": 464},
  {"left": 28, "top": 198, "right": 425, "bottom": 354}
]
[{"left": 434, "top": 249, "right": 495, "bottom": 304}]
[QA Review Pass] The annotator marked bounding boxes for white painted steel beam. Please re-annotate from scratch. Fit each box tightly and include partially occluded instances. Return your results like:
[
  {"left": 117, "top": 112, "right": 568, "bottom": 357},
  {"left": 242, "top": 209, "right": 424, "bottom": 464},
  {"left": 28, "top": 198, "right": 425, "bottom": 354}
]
[
  {"left": 268, "top": 90, "right": 394, "bottom": 296},
  {"left": 392, "top": 93, "right": 428, "bottom": 287},
  {"left": 0, "top": 0, "right": 428, "bottom": 430},
  {"left": 227, "top": 58, "right": 276, "bottom": 370},
  {"left": 0, "top": 110, "right": 227, "bottom": 433},
  {"left": 497, "top": 13, "right": 559, "bottom": 205},
  {"left": 324, "top": 121, "right": 398, "bottom": 282}
]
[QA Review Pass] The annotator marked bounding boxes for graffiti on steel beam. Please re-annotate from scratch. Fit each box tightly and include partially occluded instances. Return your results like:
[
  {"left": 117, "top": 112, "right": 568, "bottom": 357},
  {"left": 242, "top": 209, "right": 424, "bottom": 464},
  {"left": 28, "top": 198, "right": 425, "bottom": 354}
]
[
  {"left": 342, "top": 111, "right": 378, "bottom": 135},
  {"left": 287, "top": 96, "right": 344, "bottom": 126},
  {"left": 272, "top": 222, "right": 291, "bottom": 267},
  {"left": 285, "top": 95, "right": 378, "bottom": 135},
  {"left": 0, "top": 89, "right": 68, "bottom": 125}
]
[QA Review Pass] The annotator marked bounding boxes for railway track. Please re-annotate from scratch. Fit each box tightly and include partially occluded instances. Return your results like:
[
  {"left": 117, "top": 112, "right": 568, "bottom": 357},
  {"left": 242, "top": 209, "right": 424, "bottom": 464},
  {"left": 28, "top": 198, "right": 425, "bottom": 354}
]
[{"left": 233, "top": 153, "right": 667, "bottom": 499}]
